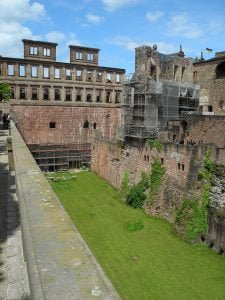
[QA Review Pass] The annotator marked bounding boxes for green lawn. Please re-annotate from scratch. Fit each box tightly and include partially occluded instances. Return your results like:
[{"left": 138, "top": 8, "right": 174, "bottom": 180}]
[{"left": 50, "top": 171, "right": 225, "bottom": 300}]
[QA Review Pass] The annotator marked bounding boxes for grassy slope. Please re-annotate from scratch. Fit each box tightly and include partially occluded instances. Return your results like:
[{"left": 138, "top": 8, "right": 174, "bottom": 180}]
[{"left": 51, "top": 172, "right": 225, "bottom": 300}]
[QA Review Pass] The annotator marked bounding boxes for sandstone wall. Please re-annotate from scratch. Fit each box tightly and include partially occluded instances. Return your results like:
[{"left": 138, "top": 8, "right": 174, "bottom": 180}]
[
  {"left": 92, "top": 139, "right": 225, "bottom": 251},
  {"left": 10, "top": 102, "right": 121, "bottom": 146},
  {"left": 194, "top": 60, "right": 225, "bottom": 114}
]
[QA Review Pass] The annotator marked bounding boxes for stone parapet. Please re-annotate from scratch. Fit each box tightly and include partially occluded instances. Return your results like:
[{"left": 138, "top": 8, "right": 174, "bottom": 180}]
[{"left": 11, "top": 122, "right": 120, "bottom": 299}]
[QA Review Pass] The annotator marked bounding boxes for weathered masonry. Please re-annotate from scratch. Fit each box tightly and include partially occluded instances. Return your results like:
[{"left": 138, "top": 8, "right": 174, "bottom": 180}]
[{"left": 0, "top": 39, "right": 125, "bottom": 171}]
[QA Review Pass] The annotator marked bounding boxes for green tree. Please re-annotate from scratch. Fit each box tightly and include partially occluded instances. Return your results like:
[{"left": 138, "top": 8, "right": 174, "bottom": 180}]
[{"left": 0, "top": 82, "right": 11, "bottom": 102}]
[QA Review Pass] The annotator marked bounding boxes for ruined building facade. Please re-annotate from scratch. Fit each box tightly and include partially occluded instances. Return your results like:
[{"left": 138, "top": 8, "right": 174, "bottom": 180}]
[
  {"left": 0, "top": 39, "right": 125, "bottom": 170},
  {"left": 121, "top": 45, "right": 199, "bottom": 139}
]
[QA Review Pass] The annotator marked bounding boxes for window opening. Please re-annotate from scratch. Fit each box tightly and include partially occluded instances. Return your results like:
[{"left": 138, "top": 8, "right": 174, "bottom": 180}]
[
  {"left": 76, "top": 52, "right": 82, "bottom": 60},
  {"left": 8, "top": 65, "right": 14, "bottom": 76},
  {"left": 19, "top": 65, "right": 25, "bottom": 77},
  {"left": 20, "top": 87, "right": 26, "bottom": 99},
  {"left": 30, "top": 46, "right": 38, "bottom": 55},
  {"left": 54, "top": 68, "right": 60, "bottom": 79},
  {"left": 43, "top": 67, "right": 50, "bottom": 78},
  {"left": 66, "top": 69, "right": 72, "bottom": 80},
  {"left": 49, "top": 122, "right": 56, "bottom": 128},
  {"left": 43, "top": 88, "right": 49, "bottom": 100},
  {"left": 32, "top": 87, "right": 38, "bottom": 100},
  {"left": 83, "top": 120, "right": 89, "bottom": 128},
  {"left": 54, "top": 89, "right": 61, "bottom": 100},
  {"left": 43, "top": 48, "right": 51, "bottom": 56},
  {"left": 87, "top": 53, "right": 94, "bottom": 61},
  {"left": 31, "top": 66, "right": 38, "bottom": 77}
]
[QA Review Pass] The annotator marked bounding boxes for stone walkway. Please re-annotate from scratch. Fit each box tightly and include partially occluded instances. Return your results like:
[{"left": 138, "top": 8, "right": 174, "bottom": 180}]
[{"left": 0, "top": 126, "right": 30, "bottom": 300}]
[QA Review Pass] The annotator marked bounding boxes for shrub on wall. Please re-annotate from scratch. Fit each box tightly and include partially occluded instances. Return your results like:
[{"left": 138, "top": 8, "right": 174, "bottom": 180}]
[
  {"left": 148, "top": 157, "right": 165, "bottom": 205},
  {"left": 175, "top": 151, "right": 213, "bottom": 242}
]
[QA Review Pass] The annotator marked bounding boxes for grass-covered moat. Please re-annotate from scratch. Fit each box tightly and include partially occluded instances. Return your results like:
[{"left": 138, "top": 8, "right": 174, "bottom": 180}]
[{"left": 49, "top": 171, "right": 225, "bottom": 300}]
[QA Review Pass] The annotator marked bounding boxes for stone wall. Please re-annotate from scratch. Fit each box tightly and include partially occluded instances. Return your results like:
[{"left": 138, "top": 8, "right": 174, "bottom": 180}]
[
  {"left": 92, "top": 139, "right": 225, "bottom": 251},
  {"left": 92, "top": 139, "right": 213, "bottom": 220},
  {"left": 194, "top": 58, "right": 225, "bottom": 114},
  {"left": 10, "top": 102, "right": 121, "bottom": 146}
]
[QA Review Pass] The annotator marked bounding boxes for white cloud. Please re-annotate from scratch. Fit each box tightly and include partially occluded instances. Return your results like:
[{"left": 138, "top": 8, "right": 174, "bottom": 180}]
[
  {"left": 45, "top": 31, "right": 66, "bottom": 43},
  {"left": 109, "top": 35, "right": 177, "bottom": 54},
  {"left": 110, "top": 36, "right": 139, "bottom": 50},
  {"left": 0, "top": 0, "right": 47, "bottom": 57},
  {"left": 86, "top": 13, "right": 104, "bottom": 25},
  {"left": 102, "top": 0, "right": 139, "bottom": 11},
  {"left": 0, "top": 0, "right": 46, "bottom": 22},
  {"left": 146, "top": 11, "right": 164, "bottom": 22},
  {"left": 166, "top": 13, "right": 203, "bottom": 39}
]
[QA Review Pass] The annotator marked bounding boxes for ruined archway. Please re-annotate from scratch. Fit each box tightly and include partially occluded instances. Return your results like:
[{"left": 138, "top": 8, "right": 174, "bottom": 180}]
[{"left": 215, "top": 61, "right": 225, "bottom": 79}]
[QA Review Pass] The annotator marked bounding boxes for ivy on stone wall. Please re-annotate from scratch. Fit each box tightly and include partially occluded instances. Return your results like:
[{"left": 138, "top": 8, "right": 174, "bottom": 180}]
[
  {"left": 126, "top": 172, "right": 149, "bottom": 208},
  {"left": 148, "top": 157, "right": 165, "bottom": 206},
  {"left": 175, "top": 151, "right": 213, "bottom": 242},
  {"left": 148, "top": 139, "right": 163, "bottom": 152}
]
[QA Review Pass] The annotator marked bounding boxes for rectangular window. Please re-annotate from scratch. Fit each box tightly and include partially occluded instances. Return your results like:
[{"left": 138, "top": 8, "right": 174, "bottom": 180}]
[
  {"left": 32, "top": 87, "right": 38, "bottom": 100},
  {"left": 31, "top": 66, "right": 38, "bottom": 77},
  {"left": 86, "top": 71, "right": 92, "bottom": 81},
  {"left": 43, "top": 88, "right": 49, "bottom": 100},
  {"left": 65, "top": 89, "right": 72, "bottom": 101},
  {"left": 66, "top": 69, "right": 72, "bottom": 80},
  {"left": 96, "top": 90, "right": 102, "bottom": 102},
  {"left": 20, "top": 87, "right": 26, "bottom": 99},
  {"left": 115, "top": 91, "right": 121, "bottom": 103},
  {"left": 49, "top": 122, "right": 56, "bottom": 128},
  {"left": 87, "top": 53, "right": 94, "bottom": 61},
  {"left": 43, "top": 48, "right": 51, "bottom": 56},
  {"left": 76, "top": 69, "right": 82, "bottom": 80},
  {"left": 8, "top": 65, "right": 14, "bottom": 76},
  {"left": 97, "top": 71, "right": 102, "bottom": 82},
  {"left": 54, "top": 88, "right": 61, "bottom": 100},
  {"left": 30, "top": 46, "right": 38, "bottom": 55},
  {"left": 106, "top": 91, "right": 111, "bottom": 103},
  {"left": 106, "top": 73, "right": 111, "bottom": 82},
  {"left": 75, "top": 52, "right": 82, "bottom": 60},
  {"left": 76, "top": 89, "right": 82, "bottom": 101},
  {"left": 116, "top": 74, "right": 120, "bottom": 83},
  {"left": 54, "top": 68, "right": 60, "bottom": 79},
  {"left": 19, "top": 65, "right": 25, "bottom": 77},
  {"left": 43, "top": 67, "right": 50, "bottom": 78}
]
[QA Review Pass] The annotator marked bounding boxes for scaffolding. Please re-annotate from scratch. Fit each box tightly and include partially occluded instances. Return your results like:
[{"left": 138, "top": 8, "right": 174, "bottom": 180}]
[
  {"left": 29, "top": 143, "right": 91, "bottom": 172},
  {"left": 121, "top": 76, "right": 199, "bottom": 139}
]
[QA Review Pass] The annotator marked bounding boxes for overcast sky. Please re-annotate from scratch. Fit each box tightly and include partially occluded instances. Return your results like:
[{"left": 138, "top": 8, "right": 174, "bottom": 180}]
[{"left": 0, "top": 0, "right": 224, "bottom": 73}]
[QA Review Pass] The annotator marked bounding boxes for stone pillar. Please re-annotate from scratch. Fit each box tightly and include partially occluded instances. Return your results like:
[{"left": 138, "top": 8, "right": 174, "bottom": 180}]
[
  {"left": 93, "top": 88, "right": 97, "bottom": 102},
  {"left": 50, "top": 86, "right": 54, "bottom": 101},
  {"left": 102, "top": 89, "right": 106, "bottom": 103},
  {"left": 111, "top": 90, "right": 115, "bottom": 103},
  {"left": 61, "top": 87, "right": 65, "bottom": 102},
  {"left": 15, "top": 85, "right": 19, "bottom": 100},
  {"left": 39, "top": 86, "right": 43, "bottom": 100},
  {"left": 82, "top": 88, "right": 86, "bottom": 102}
]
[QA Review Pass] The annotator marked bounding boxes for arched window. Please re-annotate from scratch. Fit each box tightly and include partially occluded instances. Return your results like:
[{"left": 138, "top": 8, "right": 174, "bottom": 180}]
[
  {"left": 181, "top": 67, "right": 185, "bottom": 81},
  {"left": 174, "top": 65, "right": 178, "bottom": 79},
  {"left": 83, "top": 120, "right": 89, "bottom": 128},
  {"left": 193, "top": 71, "right": 198, "bottom": 82},
  {"left": 215, "top": 62, "right": 225, "bottom": 79},
  {"left": 93, "top": 122, "right": 97, "bottom": 129}
]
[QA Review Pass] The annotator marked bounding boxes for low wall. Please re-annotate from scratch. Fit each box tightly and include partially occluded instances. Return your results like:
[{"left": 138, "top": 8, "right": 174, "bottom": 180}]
[{"left": 11, "top": 122, "right": 120, "bottom": 299}]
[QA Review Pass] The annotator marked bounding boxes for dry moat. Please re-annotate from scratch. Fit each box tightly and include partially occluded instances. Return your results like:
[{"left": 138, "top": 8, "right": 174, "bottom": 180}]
[{"left": 49, "top": 171, "right": 225, "bottom": 300}]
